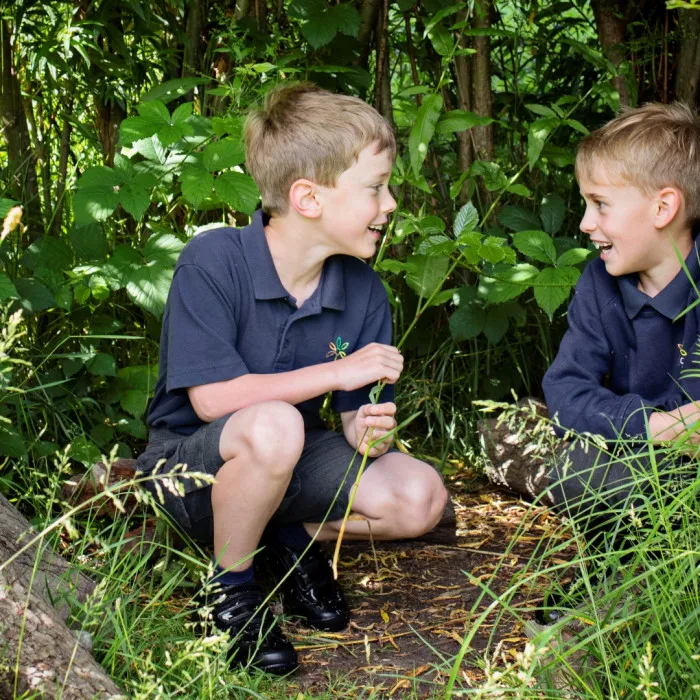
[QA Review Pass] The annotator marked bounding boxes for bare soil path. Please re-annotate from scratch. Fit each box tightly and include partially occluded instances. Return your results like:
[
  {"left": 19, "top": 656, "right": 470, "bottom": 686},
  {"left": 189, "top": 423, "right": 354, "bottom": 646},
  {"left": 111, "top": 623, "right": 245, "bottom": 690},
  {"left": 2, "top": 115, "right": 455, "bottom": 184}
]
[{"left": 284, "top": 482, "right": 571, "bottom": 697}]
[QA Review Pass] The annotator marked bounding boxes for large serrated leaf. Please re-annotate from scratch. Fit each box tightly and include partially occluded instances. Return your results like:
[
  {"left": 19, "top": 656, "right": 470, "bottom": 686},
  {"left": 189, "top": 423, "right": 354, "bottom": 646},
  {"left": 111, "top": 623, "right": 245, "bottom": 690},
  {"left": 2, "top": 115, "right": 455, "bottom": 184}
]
[
  {"left": 409, "top": 94, "right": 443, "bottom": 178},
  {"left": 21, "top": 237, "right": 73, "bottom": 272},
  {"left": 203, "top": 139, "right": 246, "bottom": 171},
  {"left": 478, "top": 263, "right": 539, "bottom": 304},
  {"left": 454, "top": 201, "right": 479, "bottom": 236},
  {"left": 533, "top": 266, "right": 580, "bottom": 318},
  {"left": 87, "top": 353, "right": 117, "bottom": 377},
  {"left": 483, "top": 305, "right": 510, "bottom": 344},
  {"left": 557, "top": 247, "right": 591, "bottom": 267},
  {"left": 143, "top": 233, "right": 185, "bottom": 267},
  {"left": 73, "top": 187, "right": 120, "bottom": 224},
  {"left": 449, "top": 304, "right": 486, "bottom": 341},
  {"left": 405, "top": 253, "right": 448, "bottom": 299},
  {"left": 214, "top": 172, "right": 260, "bottom": 215},
  {"left": 142, "top": 77, "right": 210, "bottom": 105},
  {"left": 301, "top": 17, "right": 338, "bottom": 49},
  {"left": 540, "top": 194, "right": 566, "bottom": 235},
  {"left": 181, "top": 166, "right": 215, "bottom": 208},
  {"left": 331, "top": 3, "right": 361, "bottom": 36},
  {"left": 126, "top": 262, "right": 173, "bottom": 318},
  {"left": 512, "top": 230, "right": 557, "bottom": 264},
  {"left": 0, "top": 424, "right": 26, "bottom": 457},
  {"left": 120, "top": 184, "right": 150, "bottom": 220},
  {"left": 15, "top": 278, "right": 56, "bottom": 314},
  {"left": 498, "top": 205, "right": 541, "bottom": 232}
]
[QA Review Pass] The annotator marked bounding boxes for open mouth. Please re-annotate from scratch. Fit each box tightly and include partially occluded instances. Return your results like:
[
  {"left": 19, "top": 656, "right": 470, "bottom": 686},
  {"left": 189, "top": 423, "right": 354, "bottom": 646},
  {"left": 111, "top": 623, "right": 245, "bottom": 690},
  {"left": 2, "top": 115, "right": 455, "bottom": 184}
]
[
  {"left": 592, "top": 241, "right": 613, "bottom": 252},
  {"left": 368, "top": 225, "right": 384, "bottom": 235}
]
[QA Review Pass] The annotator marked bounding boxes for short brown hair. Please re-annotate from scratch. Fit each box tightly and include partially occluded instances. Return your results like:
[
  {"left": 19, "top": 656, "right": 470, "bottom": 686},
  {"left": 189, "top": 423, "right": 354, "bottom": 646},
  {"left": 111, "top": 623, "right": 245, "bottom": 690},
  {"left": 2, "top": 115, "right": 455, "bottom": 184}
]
[
  {"left": 575, "top": 102, "right": 700, "bottom": 228},
  {"left": 244, "top": 83, "right": 396, "bottom": 216}
]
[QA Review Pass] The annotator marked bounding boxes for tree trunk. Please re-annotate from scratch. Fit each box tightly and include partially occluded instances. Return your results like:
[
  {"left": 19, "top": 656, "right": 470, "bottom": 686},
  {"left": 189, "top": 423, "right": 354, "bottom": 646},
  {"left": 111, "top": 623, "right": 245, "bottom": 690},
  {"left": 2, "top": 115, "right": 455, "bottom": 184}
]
[
  {"left": 471, "top": 0, "right": 494, "bottom": 163},
  {"left": 591, "top": 0, "right": 631, "bottom": 107},
  {"left": 453, "top": 8, "right": 473, "bottom": 199},
  {"left": 674, "top": 8, "right": 700, "bottom": 108},
  {"left": 0, "top": 495, "right": 124, "bottom": 699},
  {"left": 373, "top": 0, "right": 394, "bottom": 127},
  {"left": 356, "top": 0, "right": 380, "bottom": 77},
  {"left": 0, "top": 20, "right": 42, "bottom": 240}
]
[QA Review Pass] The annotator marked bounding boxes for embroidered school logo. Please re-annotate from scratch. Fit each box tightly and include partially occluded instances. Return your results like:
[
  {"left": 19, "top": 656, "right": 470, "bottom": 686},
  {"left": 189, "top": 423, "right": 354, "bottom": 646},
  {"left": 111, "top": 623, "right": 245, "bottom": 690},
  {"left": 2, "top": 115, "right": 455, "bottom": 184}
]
[
  {"left": 678, "top": 343, "right": 687, "bottom": 367},
  {"left": 679, "top": 337, "right": 700, "bottom": 379},
  {"left": 326, "top": 336, "right": 350, "bottom": 360}
]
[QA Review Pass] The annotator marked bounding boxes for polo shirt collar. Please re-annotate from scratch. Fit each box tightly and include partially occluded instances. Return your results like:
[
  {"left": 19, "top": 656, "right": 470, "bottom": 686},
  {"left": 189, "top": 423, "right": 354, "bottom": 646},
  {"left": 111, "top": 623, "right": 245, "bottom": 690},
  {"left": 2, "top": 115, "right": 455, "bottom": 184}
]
[
  {"left": 240, "top": 210, "right": 346, "bottom": 310},
  {"left": 619, "top": 237, "right": 700, "bottom": 320}
]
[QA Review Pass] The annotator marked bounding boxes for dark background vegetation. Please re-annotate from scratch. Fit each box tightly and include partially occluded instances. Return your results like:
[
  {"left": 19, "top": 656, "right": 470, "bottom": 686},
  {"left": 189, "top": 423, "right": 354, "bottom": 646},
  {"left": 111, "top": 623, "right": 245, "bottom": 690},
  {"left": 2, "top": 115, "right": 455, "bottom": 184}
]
[{"left": 2, "top": 0, "right": 700, "bottom": 497}]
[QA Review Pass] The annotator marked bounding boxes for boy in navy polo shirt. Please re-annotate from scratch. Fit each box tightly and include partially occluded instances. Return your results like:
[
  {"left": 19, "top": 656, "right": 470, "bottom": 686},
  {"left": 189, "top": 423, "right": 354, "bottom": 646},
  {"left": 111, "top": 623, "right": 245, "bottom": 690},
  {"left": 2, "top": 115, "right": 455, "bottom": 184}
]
[
  {"left": 136, "top": 83, "right": 448, "bottom": 673},
  {"left": 540, "top": 102, "right": 700, "bottom": 617}
]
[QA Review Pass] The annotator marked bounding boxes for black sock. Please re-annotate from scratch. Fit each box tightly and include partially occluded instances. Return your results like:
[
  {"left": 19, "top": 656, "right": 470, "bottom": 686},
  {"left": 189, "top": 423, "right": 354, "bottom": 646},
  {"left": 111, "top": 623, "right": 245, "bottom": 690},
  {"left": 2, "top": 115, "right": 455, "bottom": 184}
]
[
  {"left": 210, "top": 562, "right": 254, "bottom": 587},
  {"left": 266, "top": 523, "right": 313, "bottom": 550}
]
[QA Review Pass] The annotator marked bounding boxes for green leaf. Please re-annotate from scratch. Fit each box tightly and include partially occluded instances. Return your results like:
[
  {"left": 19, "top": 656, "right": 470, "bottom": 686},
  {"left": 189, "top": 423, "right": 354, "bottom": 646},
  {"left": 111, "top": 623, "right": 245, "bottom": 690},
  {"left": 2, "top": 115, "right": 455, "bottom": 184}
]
[
  {"left": 483, "top": 305, "right": 510, "bottom": 344},
  {"left": 301, "top": 18, "right": 338, "bottom": 49},
  {"left": 126, "top": 263, "right": 173, "bottom": 318},
  {"left": 0, "top": 424, "right": 26, "bottom": 457},
  {"left": 137, "top": 100, "right": 171, "bottom": 126},
  {"left": 409, "top": 94, "right": 443, "bottom": 178},
  {"left": 498, "top": 205, "right": 541, "bottom": 232},
  {"left": 449, "top": 304, "right": 485, "bottom": 341},
  {"left": 369, "top": 384, "right": 382, "bottom": 404},
  {"left": 527, "top": 117, "right": 558, "bottom": 169},
  {"left": 0, "top": 273, "right": 18, "bottom": 300},
  {"left": 435, "top": 110, "right": 493, "bottom": 135},
  {"left": 120, "top": 388, "right": 150, "bottom": 418},
  {"left": 21, "top": 237, "right": 73, "bottom": 272},
  {"left": 73, "top": 167, "right": 122, "bottom": 223},
  {"left": 68, "top": 436, "right": 101, "bottom": 467},
  {"left": 181, "top": 166, "right": 215, "bottom": 208},
  {"left": 142, "top": 77, "right": 210, "bottom": 105},
  {"left": 203, "top": 139, "right": 246, "bottom": 171},
  {"left": 454, "top": 201, "right": 479, "bottom": 236},
  {"left": 506, "top": 183, "right": 531, "bottom": 197},
  {"left": 479, "top": 263, "right": 539, "bottom": 304},
  {"left": 478, "top": 241, "right": 506, "bottom": 264},
  {"left": 143, "top": 233, "right": 185, "bottom": 267},
  {"left": 101, "top": 245, "right": 142, "bottom": 289},
  {"left": 70, "top": 224, "right": 109, "bottom": 262},
  {"left": 405, "top": 254, "right": 449, "bottom": 299},
  {"left": 533, "top": 266, "right": 580, "bottom": 318},
  {"left": 427, "top": 24, "right": 453, "bottom": 56},
  {"left": 87, "top": 353, "right": 117, "bottom": 376},
  {"left": 0, "top": 198, "right": 20, "bottom": 218},
  {"left": 119, "top": 184, "right": 150, "bottom": 220},
  {"left": 512, "top": 230, "right": 557, "bottom": 264},
  {"left": 526, "top": 103, "right": 557, "bottom": 117},
  {"left": 540, "top": 195, "right": 566, "bottom": 235},
  {"left": 120, "top": 116, "right": 158, "bottom": 145},
  {"left": 15, "top": 278, "right": 56, "bottom": 314},
  {"left": 331, "top": 3, "right": 361, "bottom": 37},
  {"left": 214, "top": 172, "right": 260, "bottom": 215},
  {"left": 564, "top": 118, "right": 589, "bottom": 135},
  {"left": 171, "top": 102, "right": 194, "bottom": 124},
  {"left": 557, "top": 247, "right": 591, "bottom": 267}
]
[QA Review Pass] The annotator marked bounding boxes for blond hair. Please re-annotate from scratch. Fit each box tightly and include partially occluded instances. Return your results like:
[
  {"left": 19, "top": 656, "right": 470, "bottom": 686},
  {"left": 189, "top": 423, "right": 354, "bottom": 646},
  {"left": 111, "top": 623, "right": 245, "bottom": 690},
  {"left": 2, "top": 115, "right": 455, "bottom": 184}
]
[
  {"left": 575, "top": 102, "right": 700, "bottom": 228},
  {"left": 244, "top": 83, "right": 396, "bottom": 216}
]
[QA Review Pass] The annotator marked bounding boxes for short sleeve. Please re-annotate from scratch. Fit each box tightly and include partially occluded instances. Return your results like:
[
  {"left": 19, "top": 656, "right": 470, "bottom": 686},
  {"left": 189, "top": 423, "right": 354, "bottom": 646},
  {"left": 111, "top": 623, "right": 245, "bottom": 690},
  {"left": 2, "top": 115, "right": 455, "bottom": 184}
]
[
  {"left": 331, "top": 280, "right": 395, "bottom": 413},
  {"left": 165, "top": 263, "right": 250, "bottom": 391}
]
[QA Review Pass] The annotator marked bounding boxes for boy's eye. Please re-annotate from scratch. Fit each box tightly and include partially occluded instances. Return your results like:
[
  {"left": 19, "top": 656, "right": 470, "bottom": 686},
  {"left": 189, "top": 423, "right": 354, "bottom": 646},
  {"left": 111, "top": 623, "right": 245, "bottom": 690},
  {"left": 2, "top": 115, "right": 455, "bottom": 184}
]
[{"left": 370, "top": 184, "right": 382, "bottom": 192}]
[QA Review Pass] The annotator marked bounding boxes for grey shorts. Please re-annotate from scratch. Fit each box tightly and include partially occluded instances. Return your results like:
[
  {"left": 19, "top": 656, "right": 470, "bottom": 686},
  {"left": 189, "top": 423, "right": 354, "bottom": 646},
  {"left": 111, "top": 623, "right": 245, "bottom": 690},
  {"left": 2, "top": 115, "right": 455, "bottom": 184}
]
[{"left": 135, "top": 415, "right": 387, "bottom": 544}]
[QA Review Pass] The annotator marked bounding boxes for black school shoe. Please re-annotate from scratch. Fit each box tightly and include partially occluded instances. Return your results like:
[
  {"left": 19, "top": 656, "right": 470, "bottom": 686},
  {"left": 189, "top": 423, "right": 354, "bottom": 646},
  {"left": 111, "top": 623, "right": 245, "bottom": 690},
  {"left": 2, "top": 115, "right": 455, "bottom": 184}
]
[
  {"left": 257, "top": 536, "right": 350, "bottom": 632},
  {"left": 194, "top": 581, "right": 299, "bottom": 675}
]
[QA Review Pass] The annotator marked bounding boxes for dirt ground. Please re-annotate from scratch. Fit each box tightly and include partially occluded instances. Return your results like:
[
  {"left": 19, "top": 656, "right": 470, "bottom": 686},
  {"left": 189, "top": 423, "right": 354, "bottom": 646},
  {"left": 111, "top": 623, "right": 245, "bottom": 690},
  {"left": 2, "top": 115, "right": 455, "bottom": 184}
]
[{"left": 279, "top": 479, "right": 574, "bottom": 697}]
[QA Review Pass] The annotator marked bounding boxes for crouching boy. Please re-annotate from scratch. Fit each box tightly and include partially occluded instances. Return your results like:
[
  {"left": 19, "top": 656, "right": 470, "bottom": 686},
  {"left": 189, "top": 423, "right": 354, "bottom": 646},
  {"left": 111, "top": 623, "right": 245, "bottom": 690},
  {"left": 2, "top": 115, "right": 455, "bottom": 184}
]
[
  {"left": 135, "top": 83, "right": 448, "bottom": 674},
  {"left": 540, "top": 102, "right": 700, "bottom": 615}
]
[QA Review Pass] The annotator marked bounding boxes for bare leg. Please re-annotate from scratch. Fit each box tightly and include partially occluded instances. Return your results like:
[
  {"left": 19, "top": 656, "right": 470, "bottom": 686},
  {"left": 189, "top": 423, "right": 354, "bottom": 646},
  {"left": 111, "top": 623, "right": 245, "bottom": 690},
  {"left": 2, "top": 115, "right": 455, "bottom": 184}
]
[
  {"left": 304, "top": 452, "right": 448, "bottom": 541},
  {"left": 211, "top": 401, "right": 305, "bottom": 571}
]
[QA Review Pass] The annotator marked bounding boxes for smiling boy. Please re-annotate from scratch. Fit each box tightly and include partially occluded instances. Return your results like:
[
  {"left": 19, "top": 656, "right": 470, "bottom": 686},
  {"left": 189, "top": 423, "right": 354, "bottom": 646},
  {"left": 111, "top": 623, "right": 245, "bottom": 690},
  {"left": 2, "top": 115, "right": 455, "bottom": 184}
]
[
  {"left": 136, "top": 83, "right": 447, "bottom": 674},
  {"left": 541, "top": 103, "right": 700, "bottom": 595}
]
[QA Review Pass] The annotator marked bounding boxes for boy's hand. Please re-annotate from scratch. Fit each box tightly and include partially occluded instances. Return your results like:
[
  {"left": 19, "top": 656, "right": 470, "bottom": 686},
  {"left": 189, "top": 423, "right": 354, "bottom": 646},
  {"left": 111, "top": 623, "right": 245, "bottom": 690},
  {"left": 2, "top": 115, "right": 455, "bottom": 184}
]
[
  {"left": 351, "top": 402, "right": 397, "bottom": 457},
  {"left": 333, "top": 343, "right": 403, "bottom": 392}
]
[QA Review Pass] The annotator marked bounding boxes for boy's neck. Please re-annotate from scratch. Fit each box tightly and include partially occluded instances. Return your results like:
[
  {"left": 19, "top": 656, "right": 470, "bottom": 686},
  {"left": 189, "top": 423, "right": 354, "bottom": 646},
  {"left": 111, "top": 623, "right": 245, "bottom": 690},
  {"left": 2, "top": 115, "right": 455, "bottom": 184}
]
[
  {"left": 638, "top": 228, "right": 694, "bottom": 297},
  {"left": 263, "top": 214, "right": 328, "bottom": 307}
]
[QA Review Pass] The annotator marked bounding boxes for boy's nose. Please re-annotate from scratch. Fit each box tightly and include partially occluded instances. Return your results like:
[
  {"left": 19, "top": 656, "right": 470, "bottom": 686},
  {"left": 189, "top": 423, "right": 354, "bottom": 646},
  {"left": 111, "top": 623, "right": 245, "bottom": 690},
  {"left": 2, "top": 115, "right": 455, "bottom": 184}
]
[
  {"left": 579, "top": 208, "right": 596, "bottom": 234},
  {"left": 383, "top": 189, "right": 397, "bottom": 214}
]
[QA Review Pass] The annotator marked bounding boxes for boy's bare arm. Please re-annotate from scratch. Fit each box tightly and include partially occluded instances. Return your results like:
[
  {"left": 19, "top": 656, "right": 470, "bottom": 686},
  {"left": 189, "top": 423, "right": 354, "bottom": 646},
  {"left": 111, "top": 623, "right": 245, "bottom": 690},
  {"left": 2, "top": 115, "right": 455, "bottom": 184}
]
[
  {"left": 188, "top": 342, "right": 403, "bottom": 422},
  {"left": 341, "top": 403, "right": 397, "bottom": 457},
  {"left": 647, "top": 402, "right": 700, "bottom": 444}
]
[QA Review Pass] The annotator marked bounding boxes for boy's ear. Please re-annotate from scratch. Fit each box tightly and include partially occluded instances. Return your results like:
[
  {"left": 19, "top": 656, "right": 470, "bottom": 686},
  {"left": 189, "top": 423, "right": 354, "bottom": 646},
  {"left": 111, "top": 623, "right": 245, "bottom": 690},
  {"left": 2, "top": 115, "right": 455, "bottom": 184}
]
[
  {"left": 655, "top": 187, "right": 684, "bottom": 229},
  {"left": 288, "top": 179, "right": 322, "bottom": 219}
]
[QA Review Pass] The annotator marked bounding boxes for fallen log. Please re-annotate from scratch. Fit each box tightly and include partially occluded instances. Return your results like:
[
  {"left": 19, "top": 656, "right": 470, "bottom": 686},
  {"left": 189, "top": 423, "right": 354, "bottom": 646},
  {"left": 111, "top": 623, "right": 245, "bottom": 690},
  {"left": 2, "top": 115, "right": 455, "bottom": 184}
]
[{"left": 0, "top": 494, "right": 125, "bottom": 699}]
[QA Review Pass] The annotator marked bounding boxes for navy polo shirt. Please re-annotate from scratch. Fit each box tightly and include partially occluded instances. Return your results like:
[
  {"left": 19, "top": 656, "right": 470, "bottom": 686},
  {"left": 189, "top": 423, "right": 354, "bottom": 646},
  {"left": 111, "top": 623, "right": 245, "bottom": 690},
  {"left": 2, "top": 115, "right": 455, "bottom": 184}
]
[
  {"left": 543, "top": 238, "right": 700, "bottom": 440},
  {"left": 147, "top": 210, "right": 394, "bottom": 435}
]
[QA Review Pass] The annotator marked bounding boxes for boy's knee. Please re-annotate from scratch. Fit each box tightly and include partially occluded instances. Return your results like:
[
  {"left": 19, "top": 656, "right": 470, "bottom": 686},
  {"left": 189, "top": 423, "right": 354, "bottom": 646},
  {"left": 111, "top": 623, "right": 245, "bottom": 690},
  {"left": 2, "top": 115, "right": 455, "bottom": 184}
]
[
  {"left": 238, "top": 401, "right": 305, "bottom": 472},
  {"left": 386, "top": 465, "right": 448, "bottom": 538}
]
